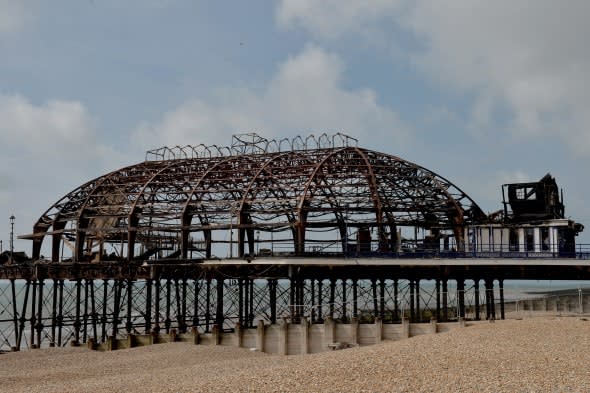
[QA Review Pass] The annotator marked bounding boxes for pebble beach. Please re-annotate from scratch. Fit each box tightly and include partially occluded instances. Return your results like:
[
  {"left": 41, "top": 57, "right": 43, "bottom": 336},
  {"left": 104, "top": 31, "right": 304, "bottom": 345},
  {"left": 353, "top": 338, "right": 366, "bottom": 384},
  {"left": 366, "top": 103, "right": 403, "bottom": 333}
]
[{"left": 1, "top": 317, "right": 589, "bottom": 392}]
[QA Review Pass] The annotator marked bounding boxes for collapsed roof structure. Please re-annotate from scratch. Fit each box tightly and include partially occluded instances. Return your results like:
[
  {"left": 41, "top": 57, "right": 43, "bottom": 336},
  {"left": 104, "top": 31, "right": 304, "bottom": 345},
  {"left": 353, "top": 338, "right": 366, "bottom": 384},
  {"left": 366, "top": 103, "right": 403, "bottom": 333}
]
[{"left": 22, "top": 133, "right": 488, "bottom": 262}]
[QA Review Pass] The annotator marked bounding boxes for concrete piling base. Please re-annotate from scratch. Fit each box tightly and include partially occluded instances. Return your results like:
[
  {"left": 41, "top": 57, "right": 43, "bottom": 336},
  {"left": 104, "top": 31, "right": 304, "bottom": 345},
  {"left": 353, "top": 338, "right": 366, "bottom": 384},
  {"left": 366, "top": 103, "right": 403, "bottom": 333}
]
[{"left": 92, "top": 318, "right": 472, "bottom": 355}]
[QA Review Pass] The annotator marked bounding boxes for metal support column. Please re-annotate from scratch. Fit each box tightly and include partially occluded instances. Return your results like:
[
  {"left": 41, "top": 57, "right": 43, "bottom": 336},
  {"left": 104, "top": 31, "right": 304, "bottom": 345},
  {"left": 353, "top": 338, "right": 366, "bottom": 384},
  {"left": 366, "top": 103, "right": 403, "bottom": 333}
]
[
  {"left": 457, "top": 278, "right": 465, "bottom": 319},
  {"left": 101, "top": 280, "right": 108, "bottom": 342},
  {"left": 491, "top": 280, "right": 496, "bottom": 320},
  {"left": 154, "top": 279, "right": 161, "bottom": 334},
  {"left": 30, "top": 279, "right": 37, "bottom": 348},
  {"left": 435, "top": 279, "right": 440, "bottom": 321},
  {"left": 36, "top": 279, "right": 44, "bottom": 348},
  {"left": 205, "top": 278, "right": 211, "bottom": 332},
  {"left": 145, "top": 279, "right": 152, "bottom": 334},
  {"left": 16, "top": 280, "right": 31, "bottom": 351},
  {"left": 181, "top": 279, "right": 188, "bottom": 333},
  {"left": 379, "top": 278, "right": 385, "bottom": 320},
  {"left": 499, "top": 278, "right": 505, "bottom": 320},
  {"left": 485, "top": 279, "right": 492, "bottom": 320},
  {"left": 249, "top": 279, "right": 254, "bottom": 327},
  {"left": 174, "top": 279, "right": 184, "bottom": 333},
  {"left": 111, "top": 280, "right": 121, "bottom": 339},
  {"left": 310, "top": 279, "right": 316, "bottom": 323},
  {"left": 352, "top": 279, "right": 358, "bottom": 319},
  {"left": 289, "top": 277, "right": 295, "bottom": 321},
  {"left": 409, "top": 280, "right": 415, "bottom": 322},
  {"left": 245, "top": 279, "right": 251, "bottom": 327},
  {"left": 11, "top": 278, "right": 19, "bottom": 349},
  {"left": 165, "top": 279, "right": 172, "bottom": 334},
  {"left": 126, "top": 279, "right": 133, "bottom": 334},
  {"left": 442, "top": 279, "right": 448, "bottom": 322},
  {"left": 371, "top": 279, "right": 378, "bottom": 317},
  {"left": 238, "top": 278, "right": 244, "bottom": 326},
  {"left": 474, "top": 279, "right": 480, "bottom": 320},
  {"left": 50, "top": 279, "right": 58, "bottom": 347},
  {"left": 342, "top": 279, "right": 347, "bottom": 321},
  {"left": 83, "top": 280, "right": 89, "bottom": 343},
  {"left": 57, "top": 280, "right": 64, "bottom": 346},
  {"left": 90, "top": 281, "right": 98, "bottom": 342},
  {"left": 329, "top": 277, "right": 336, "bottom": 319},
  {"left": 415, "top": 279, "right": 421, "bottom": 322},
  {"left": 317, "top": 279, "right": 323, "bottom": 323},
  {"left": 269, "top": 279, "right": 277, "bottom": 324},
  {"left": 297, "top": 279, "right": 304, "bottom": 322},
  {"left": 394, "top": 279, "right": 399, "bottom": 322},
  {"left": 174, "top": 279, "right": 182, "bottom": 332},
  {"left": 193, "top": 280, "right": 199, "bottom": 328},
  {"left": 74, "top": 279, "right": 82, "bottom": 344},
  {"left": 216, "top": 278, "right": 224, "bottom": 329}
]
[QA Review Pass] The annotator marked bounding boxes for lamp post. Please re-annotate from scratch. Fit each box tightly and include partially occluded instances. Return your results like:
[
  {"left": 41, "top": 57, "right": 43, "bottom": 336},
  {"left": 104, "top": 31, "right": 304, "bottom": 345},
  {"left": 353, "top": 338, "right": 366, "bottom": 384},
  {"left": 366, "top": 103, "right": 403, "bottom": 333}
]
[{"left": 9, "top": 215, "right": 15, "bottom": 263}]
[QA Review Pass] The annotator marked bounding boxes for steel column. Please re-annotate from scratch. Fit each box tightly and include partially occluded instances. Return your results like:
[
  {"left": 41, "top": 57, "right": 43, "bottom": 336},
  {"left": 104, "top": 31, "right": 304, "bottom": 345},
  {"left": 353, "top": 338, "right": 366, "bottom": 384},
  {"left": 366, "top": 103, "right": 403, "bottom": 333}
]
[
  {"left": 154, "top": 279, "right": 161, "bottom": 333},
  {"left": 352, "top": 278, "right": 358, "bottom": 319},
  {"left": 329, "top": 278, "right": 336, "bottom": 319},
  {"left": 499, "top": 278, "right": 505, "bottom": 320},
  {"left": 101, "top": 280, "right": 108, "bottom": 342},
  {"left": 379, "top": 278, "right": 385, "bottom": 320},
  {"left": 474, "top": 279, "right": 480, "bottom": 320},
  {"left": 50, "top": 279, "right": 58, "bottom": 347},
  {"left": 30, "top": 279, "right": 37, "bottom": 348},
  {"left": 165, "top": 279, "right": 171, "bottom": 334},
  {"left": 442, "top": 279, "right": 448, "bottom": 322},
  {"left": 409, "top": 280, "right": 415, "bottom": 322},
  {"left": 126, "top": 279, "right": 133, "bottom": 334},
  {"left": 415, "top": 279, "right": 420, "bottom": 322},
  {"left": 435, "top": 279, "right": 440, "bottom": 321},
  {"left": 394, "top": 279, "right": 399, "bottom": 322},
  {"left": 216, "top": 278, "right": 224, "bottom": 329},
  {"left": 11, "top": 278, "right": 19, "bottom": 349},
  {"left": 457, "top": 278, "right": 465, "bottom": 319},
  {"left": 36, "top": 279, "right": 44, "bottom": 348}
]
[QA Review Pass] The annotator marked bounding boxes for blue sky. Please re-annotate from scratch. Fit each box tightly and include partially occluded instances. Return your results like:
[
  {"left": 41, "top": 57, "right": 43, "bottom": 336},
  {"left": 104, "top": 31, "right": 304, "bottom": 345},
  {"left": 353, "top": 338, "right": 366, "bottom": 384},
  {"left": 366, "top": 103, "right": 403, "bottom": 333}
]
[{"left": 1, "top": 0, "right": 589, "bottom": 253}]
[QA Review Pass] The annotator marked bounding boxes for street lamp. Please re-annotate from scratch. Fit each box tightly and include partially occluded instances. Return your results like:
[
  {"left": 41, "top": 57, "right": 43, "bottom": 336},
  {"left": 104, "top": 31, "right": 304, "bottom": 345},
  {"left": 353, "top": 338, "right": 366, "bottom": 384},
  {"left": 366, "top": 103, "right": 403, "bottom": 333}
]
[{"left": 9, "top": 215, "right": 15, "bottom": 263}]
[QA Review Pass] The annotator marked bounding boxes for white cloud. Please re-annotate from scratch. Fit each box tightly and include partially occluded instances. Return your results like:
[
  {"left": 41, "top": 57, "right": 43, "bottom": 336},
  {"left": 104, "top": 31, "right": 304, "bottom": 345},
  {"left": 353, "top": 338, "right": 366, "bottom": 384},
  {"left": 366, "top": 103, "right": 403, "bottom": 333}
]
[
  {"left": 0, "top": 95, "right": 99, "bottom": 158},
  {"left": 0, "top": 94, "right": 128, "bottom": 253},
  {"left": 405, "top": 1, "right": 590, "bottom": 147},
  {"left": 134, "top": 45, "right": 408, "bottom": 151},
  {"left": 0, "top": 95, "right": 129, "bottom": 177},
  {"left": 276, "top": 0, "right": 590, "bottom": 154}
]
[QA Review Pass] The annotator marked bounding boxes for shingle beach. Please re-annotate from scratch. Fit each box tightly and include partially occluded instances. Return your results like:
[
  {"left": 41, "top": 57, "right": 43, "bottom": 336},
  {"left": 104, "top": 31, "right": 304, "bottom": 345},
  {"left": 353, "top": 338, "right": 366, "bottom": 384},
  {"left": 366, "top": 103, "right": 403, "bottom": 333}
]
[{"left": 2, "top": 317, "right": 589, "bottom": 393}]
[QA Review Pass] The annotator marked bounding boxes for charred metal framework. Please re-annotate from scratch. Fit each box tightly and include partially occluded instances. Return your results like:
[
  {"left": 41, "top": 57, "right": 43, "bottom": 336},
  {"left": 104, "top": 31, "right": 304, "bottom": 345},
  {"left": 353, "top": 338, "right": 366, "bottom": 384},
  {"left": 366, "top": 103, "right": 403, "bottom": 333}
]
[
  {"left": 502, "top": 173, "right": 565, "bottom": 222},
  {"left": 24, "top": 133, "right": 486, "bottom": 263},
  {"left": 1, "top": 133, "right": 588, "bottom": 352}
]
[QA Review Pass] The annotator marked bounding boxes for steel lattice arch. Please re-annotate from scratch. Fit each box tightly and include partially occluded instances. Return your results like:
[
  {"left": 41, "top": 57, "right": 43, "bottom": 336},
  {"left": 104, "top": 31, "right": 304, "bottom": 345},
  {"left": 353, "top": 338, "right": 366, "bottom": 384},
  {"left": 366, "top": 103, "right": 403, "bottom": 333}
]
[{"left": 26, "top": 133, "right": 486, "bottom": 263}]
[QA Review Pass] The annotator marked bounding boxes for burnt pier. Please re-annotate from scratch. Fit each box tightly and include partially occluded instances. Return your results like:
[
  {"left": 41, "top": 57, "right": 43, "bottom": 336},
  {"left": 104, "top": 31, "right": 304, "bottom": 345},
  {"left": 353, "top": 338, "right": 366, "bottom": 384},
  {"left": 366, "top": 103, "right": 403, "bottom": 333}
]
[{"left": 1, "top": 133, "right": 587, "bottom": 351}]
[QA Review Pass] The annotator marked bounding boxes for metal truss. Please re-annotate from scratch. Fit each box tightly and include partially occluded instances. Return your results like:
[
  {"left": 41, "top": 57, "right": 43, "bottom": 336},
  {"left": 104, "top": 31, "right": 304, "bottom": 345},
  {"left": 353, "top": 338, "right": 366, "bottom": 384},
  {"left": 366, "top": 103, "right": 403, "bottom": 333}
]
[
  {"left": 0, "top": 277, "right": 502, "bottom": 351},
  {"left": 22, "top": 133, "right": 486, "bottom": 263}
]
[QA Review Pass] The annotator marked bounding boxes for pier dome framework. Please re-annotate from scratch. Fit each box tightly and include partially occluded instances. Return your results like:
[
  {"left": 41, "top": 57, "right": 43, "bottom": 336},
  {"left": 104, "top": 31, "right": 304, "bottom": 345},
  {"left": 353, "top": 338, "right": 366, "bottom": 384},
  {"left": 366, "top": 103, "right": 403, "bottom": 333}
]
[{"left": 26, "top": 133, "right": 486, "bottom": 262}]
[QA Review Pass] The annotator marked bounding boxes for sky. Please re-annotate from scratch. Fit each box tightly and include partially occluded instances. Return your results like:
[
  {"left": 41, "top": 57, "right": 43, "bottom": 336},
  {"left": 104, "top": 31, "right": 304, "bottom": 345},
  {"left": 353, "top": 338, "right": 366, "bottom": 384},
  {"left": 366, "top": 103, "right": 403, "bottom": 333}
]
[{"left": 1, "top": 0, "right": 589, "bottom": 254}]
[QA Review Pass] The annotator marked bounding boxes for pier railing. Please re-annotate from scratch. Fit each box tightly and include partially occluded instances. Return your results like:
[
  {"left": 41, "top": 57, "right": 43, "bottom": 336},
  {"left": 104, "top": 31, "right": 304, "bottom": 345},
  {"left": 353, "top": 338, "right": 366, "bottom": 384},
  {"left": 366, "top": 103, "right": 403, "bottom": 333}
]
[{"left": 268, "top": 242, "right": 590, "bottom": 260}]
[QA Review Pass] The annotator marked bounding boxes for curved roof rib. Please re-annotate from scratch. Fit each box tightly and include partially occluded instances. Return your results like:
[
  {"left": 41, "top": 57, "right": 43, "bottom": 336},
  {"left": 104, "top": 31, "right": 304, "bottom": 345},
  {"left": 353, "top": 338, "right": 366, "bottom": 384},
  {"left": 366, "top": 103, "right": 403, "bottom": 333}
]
[{"left": 25, "top": 140, "right": 487, "bottom": 261}]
